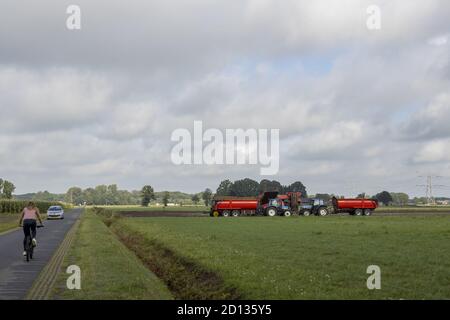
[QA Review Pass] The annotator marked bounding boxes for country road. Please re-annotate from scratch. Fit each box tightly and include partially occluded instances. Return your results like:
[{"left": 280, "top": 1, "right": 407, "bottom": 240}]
[{"left": 0, "top": 208, "right": 82, "bottom": 300}]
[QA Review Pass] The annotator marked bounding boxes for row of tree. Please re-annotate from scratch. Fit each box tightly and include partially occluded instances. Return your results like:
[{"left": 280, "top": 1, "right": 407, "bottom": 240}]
[
  {"left": 0, "top": 178, "right": 16, "bottom": 199},
  {"left": 215, "top": 178, "right": 307, "bottom": 197}
]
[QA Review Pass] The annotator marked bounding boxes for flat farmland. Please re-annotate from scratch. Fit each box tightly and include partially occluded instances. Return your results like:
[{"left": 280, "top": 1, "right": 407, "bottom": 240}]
[{"left": 113, "top": 215, "right": 450, "bottom": 299}]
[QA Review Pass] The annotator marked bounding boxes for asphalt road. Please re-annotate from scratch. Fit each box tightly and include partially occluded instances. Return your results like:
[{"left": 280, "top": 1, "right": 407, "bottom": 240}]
[{"left": 0, "top": 208, "right": 82, "bottom": 300}]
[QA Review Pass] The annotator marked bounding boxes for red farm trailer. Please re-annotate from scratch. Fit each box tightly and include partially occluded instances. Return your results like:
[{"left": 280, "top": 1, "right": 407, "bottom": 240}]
[
  {"left": 332, "top": 197, "right": 378, "bottom": 216},
  {"left": 211, "top": 191, "right": 301, "bottom": 217}
]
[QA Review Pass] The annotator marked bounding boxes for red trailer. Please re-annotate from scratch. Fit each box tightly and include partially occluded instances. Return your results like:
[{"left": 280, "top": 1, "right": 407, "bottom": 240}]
[
  {"left": 211, "top": 192, "right": 301, "bottom": 217},
  {"left": 332, "top": 197, "right": 378, "bottom": 216}
]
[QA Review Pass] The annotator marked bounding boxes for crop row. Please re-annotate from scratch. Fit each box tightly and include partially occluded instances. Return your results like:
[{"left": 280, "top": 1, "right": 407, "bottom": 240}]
[{"left": 0, "top": 200, "right": 70, "bottom": 214}]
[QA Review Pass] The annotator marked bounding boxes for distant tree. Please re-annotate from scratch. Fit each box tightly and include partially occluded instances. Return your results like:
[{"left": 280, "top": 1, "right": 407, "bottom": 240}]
[
  {"left": 202, "top": 188, "right": 213, "bottom": 206},
  {"left": 2, "top": 180, "right": 15, "bottom": 199},
  {"left": 191, "top": 194, "right": 200, "bottom": 204},
  {"left": 141, "top": 185, "right": 155, "bottom": 207},
  {"left": 390, "top": 192, "right": 409, "bottom": 206},
  {"left": 284, "top": 181, "right": 307, "bottom": 197},
  {"left": 162, "top": 191, "right": 170, "bottom": 207},
  {"left": 216, "top": 179, "right": 233, "bottom": 196},
  {"left": 259, "top": 179, "right": 283, "bottom": 193},
  {"left": 374, "top": 191, "right": 393, "bottom": 206},
  {"left": 65, "top": 187, "right": 83, "bottom": 204},
  {"left": 230, "top": 178, "right": 260, "bottom": 196}
]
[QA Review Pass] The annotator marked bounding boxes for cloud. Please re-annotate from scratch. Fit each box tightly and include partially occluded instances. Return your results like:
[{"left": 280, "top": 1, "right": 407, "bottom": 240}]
[
  {"left": 0, "top": 1, "right": 450, "bottom": 197},
  {"left": 399, "top": 93, "right": 450, "bottom": 141}
]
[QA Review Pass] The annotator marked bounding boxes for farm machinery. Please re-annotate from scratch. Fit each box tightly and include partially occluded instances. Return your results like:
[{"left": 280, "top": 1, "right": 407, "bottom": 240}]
[{"left": 210, "top": 192, "right": 378, "bottom": 217}]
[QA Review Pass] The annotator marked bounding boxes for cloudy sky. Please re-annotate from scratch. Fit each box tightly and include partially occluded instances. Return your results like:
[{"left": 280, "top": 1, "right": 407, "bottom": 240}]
[{"left": 1, "top": 0, "right": 449, "bottom": 197}]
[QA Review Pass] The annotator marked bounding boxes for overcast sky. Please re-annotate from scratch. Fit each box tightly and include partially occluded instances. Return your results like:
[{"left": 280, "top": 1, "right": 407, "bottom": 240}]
[{"left": 1, "top": 0, "right": 450, "bottom": 197}]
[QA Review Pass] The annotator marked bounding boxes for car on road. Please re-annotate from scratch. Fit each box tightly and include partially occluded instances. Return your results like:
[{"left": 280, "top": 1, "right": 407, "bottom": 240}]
[{"left": 47, "top": 206, "right": 64, "bottom": 219}]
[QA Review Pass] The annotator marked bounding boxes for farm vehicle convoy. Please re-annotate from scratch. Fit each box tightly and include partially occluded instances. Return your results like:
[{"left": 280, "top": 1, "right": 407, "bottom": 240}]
[{"left": 210, "top": 191, "right": 378, "bottom": 217}]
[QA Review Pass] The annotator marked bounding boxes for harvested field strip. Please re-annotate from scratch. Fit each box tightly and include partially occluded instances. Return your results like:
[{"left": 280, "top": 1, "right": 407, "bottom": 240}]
[{"left": 109, "top": 220, "right": 242, "bottom": 300}]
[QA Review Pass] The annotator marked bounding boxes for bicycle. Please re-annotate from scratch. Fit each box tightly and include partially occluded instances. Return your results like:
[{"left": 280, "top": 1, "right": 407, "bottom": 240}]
[{"left": 24, "top": 224, "right": 44, "bottom": 262}]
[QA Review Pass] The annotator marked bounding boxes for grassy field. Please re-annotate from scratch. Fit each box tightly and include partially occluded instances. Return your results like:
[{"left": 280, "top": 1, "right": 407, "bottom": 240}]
[
  {"left": 113, "top": 215, "right": 450, "bottom": 299},
  {"left": 96, "top": 205, "right": 209, "bottom": 212},
  {"left": 0, "top": 212, "right": 51, "bottom": 234},
  {"left": 0, "top": 213, "right": 20, "bottom": 233},
  {"left": 376, "top": 206, "right": 450, "bottom": 213},
  {"left": 51, "top": 210, "right": 172, "bottom": 300}
]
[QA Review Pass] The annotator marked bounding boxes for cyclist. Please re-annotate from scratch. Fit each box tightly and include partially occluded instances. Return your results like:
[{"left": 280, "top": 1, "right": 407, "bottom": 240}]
[{"left": 19, "top": 201, "right": 44, "bottom": 256}]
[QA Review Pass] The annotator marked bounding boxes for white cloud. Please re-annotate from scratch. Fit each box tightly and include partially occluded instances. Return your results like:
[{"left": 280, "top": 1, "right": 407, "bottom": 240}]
[{"left": 0, "top": 1, "right": 449, "bottom": 197}]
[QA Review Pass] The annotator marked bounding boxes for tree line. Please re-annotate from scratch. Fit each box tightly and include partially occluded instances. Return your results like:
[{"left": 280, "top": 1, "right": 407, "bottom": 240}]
[{"left": 215, "top": 178, "right": 307, "bottom": 197}]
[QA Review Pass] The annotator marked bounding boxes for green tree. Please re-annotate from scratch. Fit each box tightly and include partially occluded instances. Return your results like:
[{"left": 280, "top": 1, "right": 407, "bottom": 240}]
[
  {"left": 162, "top": 191, "right": 170, "bottom": 207},
  {"left": 259, "top": 179, "right": 283, "bottom": 193},
  {"left": 374, "top": 191, "right": 393, "bottom": 206},
  {"left": 230, "top": 178, "right": 260, "bottom": 196},
  {"left": 216, "top": 179, "right": 233, "bottom": 196},
  {"left": 65, "top": 187, "right": 83, "bottom": 204},
  {"left": 141, "top": 185, "right": 155, "bottom": 207},
  {"left": 2, "top": 180, "right": 15, "bottom": 199},
  {"left": 202, "top": 188, "right": 213, "bottom": 206},
  {"left": 191, "top": 194, "right": 200, "bottom": 204},
  {"left": 283, "top": 181, "right": 307, "bottom": 197},
  {"left": 390, "top": 192, "right": 409, "bottom": 206}
]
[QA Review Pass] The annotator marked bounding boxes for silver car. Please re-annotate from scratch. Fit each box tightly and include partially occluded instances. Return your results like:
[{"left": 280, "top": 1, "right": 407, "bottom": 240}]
[{"left": 47, "top": 205, "right": 64, "bottom": 219}]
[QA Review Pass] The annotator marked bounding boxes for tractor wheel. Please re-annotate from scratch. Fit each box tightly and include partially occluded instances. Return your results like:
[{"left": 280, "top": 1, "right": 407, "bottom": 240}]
[
  {"left": 318, "top": 207, "right": 329, "bottom": 216},
  {"left": 355, "top": 209, "right": 363, "bottom": 216},
  {"left": 266, "top": 207, "right": 277, "bottom": 217},
  {"left": 363, "top": 209, "right": 372, "bottom": 216},
  {"left": 222, "top": 210, "right": 230, "bottom": 217},
  {"left": 302, "top": 210, "right": 311, "bottom": 217},
  {"left": 232, "top": 210, "right": 240, "bottom": 217},
  {"left": 284, "top": 210, "right": 292, "bottom": 217}
]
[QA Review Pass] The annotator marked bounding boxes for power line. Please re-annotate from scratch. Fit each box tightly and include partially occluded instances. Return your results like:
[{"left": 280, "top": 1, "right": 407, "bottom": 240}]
[{"left": 416, "top": 174, "right": 449, "bottom": 205}]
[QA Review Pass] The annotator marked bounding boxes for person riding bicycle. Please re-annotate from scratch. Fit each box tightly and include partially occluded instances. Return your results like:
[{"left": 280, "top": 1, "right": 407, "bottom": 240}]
[{"left": 19, "top": 202, "right": 43, "bottom": 256}]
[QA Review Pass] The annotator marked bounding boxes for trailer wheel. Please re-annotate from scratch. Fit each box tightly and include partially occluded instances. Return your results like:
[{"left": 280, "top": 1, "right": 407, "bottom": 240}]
[
  {"left": 222, "top": 210, "right": 230, "bottom": 217},
  {"left": 266, "top": 207, "right": 277, "bottom": 217},
  {"left": 302, "top": 210, "right": 311, "bottom": 217},
  {"left": 232, "top": 210, "right": 240, "bottom": 217},
  {"left": 355, "top": 209, "right": 363, "bottom": 216},
  {"left": 212, "top": 211, "right": 219, "bottom": 217},
  {"left": 318, "top": 207, "right": 328, "bottom": 216},
  {"left": 363, "top": 209, "right": 372, "bottom": 216},
  {"left": 284, "top": 210, "right": 292, "bottom": 217}
]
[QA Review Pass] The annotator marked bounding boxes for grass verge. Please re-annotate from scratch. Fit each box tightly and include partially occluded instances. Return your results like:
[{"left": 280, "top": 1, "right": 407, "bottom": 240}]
[
  {"left": 50, "top": 209, "right": 172, "bottom": 300},
  {"left": 110, "top": 220, "right": 241, "bottom": 299},
  {"left": 0, "top": 213, "right": 20, "bottom": 233}
]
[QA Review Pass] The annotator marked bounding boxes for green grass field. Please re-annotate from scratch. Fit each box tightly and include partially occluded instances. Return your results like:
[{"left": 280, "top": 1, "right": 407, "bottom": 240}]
[
  {"left": 96, "top": 205, "right": 209, "bottom": 212},
  {"left": 0, "top": 213, "right": 20, "bottom": 233},
  {"left": 376, "top": 206, "right": 450, "bottom": 213},
  {"left": 0, "top": 212, "right": 50, "bottom": 234},
  {"left": 51, "top": 211, "right": 172, "bottom": 300},
  {"left": 113, "top": 216, "right": 450, "bottom": 299}
]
